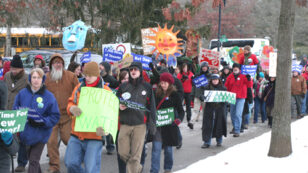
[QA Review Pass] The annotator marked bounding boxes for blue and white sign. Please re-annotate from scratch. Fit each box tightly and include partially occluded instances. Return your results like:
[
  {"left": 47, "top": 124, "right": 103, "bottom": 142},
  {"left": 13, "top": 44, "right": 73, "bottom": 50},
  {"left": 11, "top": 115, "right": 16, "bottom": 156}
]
[
  {"left": 241, "top": 65, "right": 258, "bottom": 78},
  {"left": 132, "top": 53, "right": 152, "bottom": 70},
  {"left": 192, "top": 75, "right": 208, "bottom": 88},
  {"left": 80, "top": 51, "right": 91, "bottom": 63},
  {"left": 103, "top": 48, "right": 123, "bottom": 63},
  {"left": 292, "top": 64, "right": 303, "bottom": 73}
]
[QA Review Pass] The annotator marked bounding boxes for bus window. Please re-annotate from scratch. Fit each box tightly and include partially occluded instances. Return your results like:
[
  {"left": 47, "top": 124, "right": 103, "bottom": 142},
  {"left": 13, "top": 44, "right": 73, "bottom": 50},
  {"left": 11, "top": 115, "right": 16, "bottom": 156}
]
[
  {"left": 30, "top": 37, "right": 39, "bottom": 47},
  {"left": 40, "top": 37, "right": 50, "bottom": 47},
  {"left": 0, "top": 37, "right": 5, "bottom": 47},
  {"left": 11, "top": 37, "right": 17, "bottom": 47},
  {"left": 18, "top": 37, "right": 28, "bottom": 47},
  {"left": 51, "top": 37, "right": 60, "bottom": 47}
]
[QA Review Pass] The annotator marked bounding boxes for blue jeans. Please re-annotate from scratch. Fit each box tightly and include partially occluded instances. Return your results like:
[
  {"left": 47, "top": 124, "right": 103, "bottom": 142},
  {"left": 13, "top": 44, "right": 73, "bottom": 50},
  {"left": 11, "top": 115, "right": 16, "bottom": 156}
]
[
  {"left": 254, "top": 97, "right": 267, "bottom": 123},
  {"left": 17, "top": 142, "right": 28, "bottom": 167},
  {"left": 301, "top": 92, "right": 308, "bottom": 114},
  {"left": 64, "top": 136, "right": 103, "bottom": 173},
  {"left": 177, "top": 127, "right": 182, "bottom": 145},
  {"left": 150, "top": 141, "right": 173, "bottom": 173},
  {"left": 244, "top": 102, "right": 254, "bottom": 125},
  {"left": 230, "top": 98, "right": 245, "bottom": 134}
]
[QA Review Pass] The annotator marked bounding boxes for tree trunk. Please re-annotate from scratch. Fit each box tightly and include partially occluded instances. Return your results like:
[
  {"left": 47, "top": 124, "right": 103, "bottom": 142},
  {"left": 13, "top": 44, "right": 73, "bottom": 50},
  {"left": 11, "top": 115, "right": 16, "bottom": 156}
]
[
  {"left": 268, "top": 0, "right": 295, "bottom": 157},
  {"left": 5, "top": 24, "right": 11, "bottom": 57}
]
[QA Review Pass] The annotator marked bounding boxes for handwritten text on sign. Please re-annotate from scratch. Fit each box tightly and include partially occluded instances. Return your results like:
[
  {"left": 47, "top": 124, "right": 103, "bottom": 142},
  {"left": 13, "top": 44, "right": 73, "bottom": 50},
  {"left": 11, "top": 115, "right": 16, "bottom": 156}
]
[
  {"left": 156, "top": 107, "right": 175, "bottom": 127},
  {"left": 199, "top": 48, "right": 220, "bottom": 68},
  {"left": 192, "top": 75, "right": 208, "bottom": 88},
  {"left": 0, "top": 109, "right": 28, "bottom": 133},
  {"left": 75, "top": 87, "right": 119, "bottom": 142}
]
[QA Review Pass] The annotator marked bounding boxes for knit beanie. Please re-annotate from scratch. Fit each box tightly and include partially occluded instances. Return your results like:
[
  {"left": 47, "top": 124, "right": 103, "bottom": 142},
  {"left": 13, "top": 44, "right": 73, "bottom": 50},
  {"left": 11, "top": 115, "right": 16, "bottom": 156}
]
[
  {"left": 129, "top": 62, "right": 143, "bottom": 72},
  {"left": 160, "top": 72, "right": 174, "bottom": 84},
  {"left": 83, "top": 61, "right": 100, "bottom": 77},
  {"left": 259, "top": 72, "right": 265, "bottom": 78},
  {"left": 11, "top": 55, "right": 23, "bottom": 68},
  {"left": 232, "top": 63, "right": 241, "bottom": 70}
]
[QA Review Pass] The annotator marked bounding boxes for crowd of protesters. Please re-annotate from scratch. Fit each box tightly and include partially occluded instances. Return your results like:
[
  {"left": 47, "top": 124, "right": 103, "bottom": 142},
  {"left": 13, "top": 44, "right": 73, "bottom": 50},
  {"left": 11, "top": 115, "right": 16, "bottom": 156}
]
[{"left": 0, "top": 44, "right": 306, "bottom": 173}]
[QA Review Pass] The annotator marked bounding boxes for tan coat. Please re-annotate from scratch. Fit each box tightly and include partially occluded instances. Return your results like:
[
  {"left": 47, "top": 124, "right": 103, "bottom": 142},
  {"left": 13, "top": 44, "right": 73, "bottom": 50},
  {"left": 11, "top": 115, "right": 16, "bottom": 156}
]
[
  {"left": 291, "top": 75, "right": 307, "bottom": 95},
  {"left": 45, "top": 70, "right": 79, "bottom": 123},
  {"left": 4, "top": 71, "right": 28, "bottom": 110}
]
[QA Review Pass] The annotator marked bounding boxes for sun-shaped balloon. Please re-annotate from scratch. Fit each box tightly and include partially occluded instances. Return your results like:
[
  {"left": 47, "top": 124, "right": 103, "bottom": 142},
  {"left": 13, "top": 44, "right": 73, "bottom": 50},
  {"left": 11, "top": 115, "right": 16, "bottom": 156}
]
[{"left": 147, "top": 24, "right": 183, "bottom": 60}]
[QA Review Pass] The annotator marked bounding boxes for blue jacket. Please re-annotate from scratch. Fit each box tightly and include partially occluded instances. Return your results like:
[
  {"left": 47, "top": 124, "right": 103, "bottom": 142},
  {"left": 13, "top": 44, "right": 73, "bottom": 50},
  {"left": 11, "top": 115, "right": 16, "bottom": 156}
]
[{"left": 13, "top": 85, "right": 60, "bottom": 145}]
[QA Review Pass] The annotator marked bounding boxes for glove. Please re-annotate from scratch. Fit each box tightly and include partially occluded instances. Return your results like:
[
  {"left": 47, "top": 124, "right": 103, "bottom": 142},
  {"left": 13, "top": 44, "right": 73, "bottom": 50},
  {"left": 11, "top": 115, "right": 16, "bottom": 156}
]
[
  {"left": 1, "top": 131, "right": 13, "bottom": 145},
  {"left": 96, "top": 127, "right": 108, "bottom": 136},
  {"left": 174, "top": 119, "right": 181, "bottom": 126},
  {"left": 199, "top": 95, "right": 206, "bottom": 102},
  {"left": 149, "top": 62, "right": 154, "bottom": 70},
  {"left": 191, "top": 75, "right": 196, "bottom": 80},
  {"left": 246, "top": 74, "right": 251, "bottom": 81},
  {"left": 147, "top": 122, "right": 157, "bottom": 136},
  {"left": 181, "top": 75, "right": 188, "bottom": 82},
  {"left": 27, "top": 110, "right": 45, "bottom": 127},
  {"left": 301, "top": 94, "right": 306, "bottom": 99},
  {"left": 70, "top": 105, "right": 82, "bottom": 116}
]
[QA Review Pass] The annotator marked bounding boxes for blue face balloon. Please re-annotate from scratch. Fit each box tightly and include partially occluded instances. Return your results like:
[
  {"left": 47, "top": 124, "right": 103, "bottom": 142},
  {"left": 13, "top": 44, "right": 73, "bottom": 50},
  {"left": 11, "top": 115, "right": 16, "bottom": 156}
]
[{"left": 62, "top": 20, "right": 89, "bottom": 51}]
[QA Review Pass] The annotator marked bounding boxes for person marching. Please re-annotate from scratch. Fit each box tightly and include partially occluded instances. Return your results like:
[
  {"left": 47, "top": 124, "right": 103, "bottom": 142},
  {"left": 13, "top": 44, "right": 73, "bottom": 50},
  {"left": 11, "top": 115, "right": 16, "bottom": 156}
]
[
  {"left": 65, "top": 62, "right": 111, "bottom": 173},
  {"left": 199, "top": 74, "right": 227, "bottom": 148},
  {"left": 150, "top": 72, "right": 184, "bottom": 173},
  {"left": 13, "top": 68, "right": 60, "bottom": 173}
]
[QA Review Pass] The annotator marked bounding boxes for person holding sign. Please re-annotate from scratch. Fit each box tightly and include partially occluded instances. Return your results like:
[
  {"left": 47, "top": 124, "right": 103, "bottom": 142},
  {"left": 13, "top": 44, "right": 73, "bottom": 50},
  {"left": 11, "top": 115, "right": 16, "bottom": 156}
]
[
  {"left": 13, "top": 68, "right": 60, "bottom": 173},
  {"left": 225, "top": 63, "right": 253, "bottom": 137},
  {"left": 238, "top": 45, "right": 259, "bottom": 65},
  {"left": 199, "top": 74, "right": 227, "bottom": 148},
  {"left": 150, "top": 72, "right": 184, "bottom": 173},
  {"left": 65, "top": 62, "right": 111, "bottom": 173},
  {"left": 116, "top": 62, "right": 156, "bottom": 173}
]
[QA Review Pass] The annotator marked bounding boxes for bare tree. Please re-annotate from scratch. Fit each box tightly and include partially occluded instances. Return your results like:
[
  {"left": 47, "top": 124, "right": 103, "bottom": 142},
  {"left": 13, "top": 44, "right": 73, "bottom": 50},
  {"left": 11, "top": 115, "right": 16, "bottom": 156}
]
[{"left": 268, "top": 0, "right": 296, "bottom": 157}]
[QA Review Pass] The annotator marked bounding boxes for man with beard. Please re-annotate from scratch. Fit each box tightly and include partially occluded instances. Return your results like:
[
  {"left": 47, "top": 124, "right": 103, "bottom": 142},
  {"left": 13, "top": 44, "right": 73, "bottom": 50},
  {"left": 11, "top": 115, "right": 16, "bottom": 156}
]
[
  {"left": 4, "top": 55, "right": 28, "bottom": 172},
  {"left": 45, "top": 53, "right": 79, "bottom": 173},
  {"left": 238, "top": 45, "right": 259, "bottom": 65}
]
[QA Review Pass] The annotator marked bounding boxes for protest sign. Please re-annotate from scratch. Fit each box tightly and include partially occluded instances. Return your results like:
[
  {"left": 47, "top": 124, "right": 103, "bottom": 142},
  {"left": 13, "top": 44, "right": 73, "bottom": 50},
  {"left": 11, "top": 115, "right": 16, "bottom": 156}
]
[
  {"left": 131, "top": 53, "right": 152, "bottom": 70},
  {"left": 141, "top": 27, "right": 158, "bottom": 55},
  {"left": 119, "top": 98, "right": 149, "bottom": 112},
  {"left": 241, "top": 65, "right": 258, "bottom": 78},
  {"left": 292, "top": 64, "right": 303, "bottom": 73},
  {"left": 192, "top": 75, "right": 208, "bottom": 88},
  {"left": 80, "top": 51, "right": 91, "bottom": 63},
  {"left": 0, "top": 109, "right": 28, "bottom": 133},
  {"left": 103, "top": 48, "right": 124, "bottom": 63},
  {"left": 199, "top": 48, "right": 220, "bottom": 68},
  {"left": 74, "top": 87, "right": 119, "bottom": 142},
  {"left": 102, "top": 43, "right": 132, "bottom": 57},
  {"left": 156, "top": 107, "right": 175, "bottom": 127},
  {"left": 203, "top": 90, "right": 236, "bottom": 104},
  {"left": 269, "top": 52, "right": 277, "bottom": 77},
  {"left": 113, "top": 54, "right": 134, "bottom": 74}
]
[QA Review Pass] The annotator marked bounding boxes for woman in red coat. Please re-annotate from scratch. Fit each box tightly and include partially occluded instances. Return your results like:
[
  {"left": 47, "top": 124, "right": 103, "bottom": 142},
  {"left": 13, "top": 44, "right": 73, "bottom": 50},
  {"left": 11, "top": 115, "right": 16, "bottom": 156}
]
[{"left": 177, "top": 63, "right": 194, "bottom": 129}]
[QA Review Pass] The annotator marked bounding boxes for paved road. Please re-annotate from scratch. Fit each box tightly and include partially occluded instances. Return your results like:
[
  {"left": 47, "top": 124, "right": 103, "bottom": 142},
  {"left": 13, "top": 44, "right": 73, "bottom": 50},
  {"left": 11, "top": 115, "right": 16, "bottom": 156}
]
[{"left": 17, "top": 105, "right": 271, "bottom": 173}]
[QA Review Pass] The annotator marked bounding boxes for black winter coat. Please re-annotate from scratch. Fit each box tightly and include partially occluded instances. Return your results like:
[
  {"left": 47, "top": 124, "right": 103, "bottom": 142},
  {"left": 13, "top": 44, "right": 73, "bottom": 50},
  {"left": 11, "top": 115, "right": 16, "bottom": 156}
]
[
  {"left": 262, "top": 81, "right": 275, "bottom": 108},
  {"left": 152, "top": 91, "right": 184, "bottom": 146},
  {"left": 200, "top": 83, "right": 227, "bottom": 142}
]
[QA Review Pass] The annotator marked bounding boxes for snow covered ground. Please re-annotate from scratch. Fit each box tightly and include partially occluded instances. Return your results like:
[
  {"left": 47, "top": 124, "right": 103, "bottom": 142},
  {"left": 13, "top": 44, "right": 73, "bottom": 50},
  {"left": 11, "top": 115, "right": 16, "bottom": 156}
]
[{"left": 176, "top": 116, "right": 308, "bottom": 173}]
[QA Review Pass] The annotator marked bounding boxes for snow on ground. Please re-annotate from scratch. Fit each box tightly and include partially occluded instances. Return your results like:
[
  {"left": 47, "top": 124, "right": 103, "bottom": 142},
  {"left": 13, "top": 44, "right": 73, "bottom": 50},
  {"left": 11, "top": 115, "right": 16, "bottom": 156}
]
[{"left": 176, "top": 116, "right": 308, "bottom": 173}]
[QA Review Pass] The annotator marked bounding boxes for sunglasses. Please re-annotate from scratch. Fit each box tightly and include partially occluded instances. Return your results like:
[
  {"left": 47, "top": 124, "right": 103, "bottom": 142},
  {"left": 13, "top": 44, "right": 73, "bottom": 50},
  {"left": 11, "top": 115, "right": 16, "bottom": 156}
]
[{"left": 129, "top": 67, "right": 139, "bottom": 72}]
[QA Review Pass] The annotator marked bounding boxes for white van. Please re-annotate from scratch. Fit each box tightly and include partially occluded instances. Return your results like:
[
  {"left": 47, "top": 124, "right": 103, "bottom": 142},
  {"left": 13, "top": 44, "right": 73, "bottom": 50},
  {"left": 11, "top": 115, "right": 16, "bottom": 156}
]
[{"left": 209, "top": 38, "right": 270, "bottom": 57}]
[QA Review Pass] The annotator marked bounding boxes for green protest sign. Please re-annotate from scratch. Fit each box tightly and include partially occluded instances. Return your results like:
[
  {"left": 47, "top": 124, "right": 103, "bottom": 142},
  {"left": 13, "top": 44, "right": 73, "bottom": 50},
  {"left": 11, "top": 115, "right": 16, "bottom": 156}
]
[
  {"left": 204, "top": 90, "right": 236, "bottom": 104},
  {"left": 156, "top": 107, "right": 174, "bottom": 127},
  {"left": 74, "top": 87, "right": 119, "bottom": 142},
  {"left": 0, "top": 109, "right": 28, "bottom": 133}
]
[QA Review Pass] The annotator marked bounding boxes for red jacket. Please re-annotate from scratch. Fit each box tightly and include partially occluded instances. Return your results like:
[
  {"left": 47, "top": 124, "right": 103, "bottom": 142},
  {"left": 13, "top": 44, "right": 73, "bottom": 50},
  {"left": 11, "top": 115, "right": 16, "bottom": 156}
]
[
  {"left": 225, "top": 73, "right": 253, "bottom": 99},
  {"left": 177, "top": 71, "right": 194, "bottom": 93},
  {"left": 239, "top": 53, "right": 259, "bottom": 65}
]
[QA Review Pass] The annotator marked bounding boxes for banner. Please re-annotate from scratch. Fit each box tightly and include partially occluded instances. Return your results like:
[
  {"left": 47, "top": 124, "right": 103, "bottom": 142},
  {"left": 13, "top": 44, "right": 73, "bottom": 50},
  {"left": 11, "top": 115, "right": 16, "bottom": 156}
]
[
  {"left": 292, "top": 64, "right": 303, "bottom": 73},
  {"left": 203, "top": 90, "right": 236, "bottom": 104},
  {"left": 156, "top": 107, "right": 175, "bottom": 127},
  {"left": 199, "top": 48, "right": 220, "bottom": 68},
  {"left": 241, "top": 65, "right": 258, "bottom": 78},
  {"left": 192, "top": 75, "right": 208, "bottom": 88},
  {"left": 113, "top": 54, "right": 134, "bottom": 74},
  {"left": 131, "top": 53, "right": 152, "bottom": 70},
  {"left": 141, "top": 27, "right": 158, "bottom": 55},
  {"left": 80, "top": 51, "right": 91, "bottom": 63},
  {"left": 0, "top": 109, "right": 28, "bottom": 133},
  {"left": 119, "top": 98, "right": 149, "bottom": 112},
  {"left": 269, "top": 52, "right": 277, "bottom": 77},
  {"left": 103, "top": 48, "right": 124, "bottom": 63},
  {"left": 102, "top": 43, "right": 132, "bottom": 57},
  {"left": 75, "top": 87, "right": 119, "bottom": 142}
]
